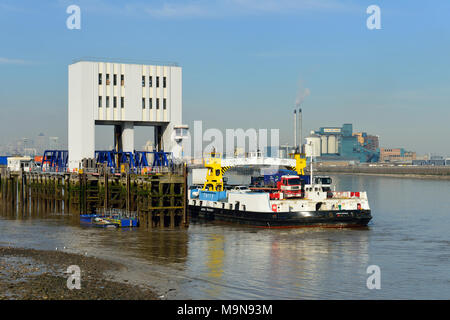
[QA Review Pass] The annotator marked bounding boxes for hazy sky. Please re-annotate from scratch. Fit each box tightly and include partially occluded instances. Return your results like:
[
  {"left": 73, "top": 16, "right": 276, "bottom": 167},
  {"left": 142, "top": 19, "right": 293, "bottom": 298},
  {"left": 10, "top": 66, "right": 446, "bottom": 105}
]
[{"left": 0, "top": 0, "right": 449, "bottom": 155}]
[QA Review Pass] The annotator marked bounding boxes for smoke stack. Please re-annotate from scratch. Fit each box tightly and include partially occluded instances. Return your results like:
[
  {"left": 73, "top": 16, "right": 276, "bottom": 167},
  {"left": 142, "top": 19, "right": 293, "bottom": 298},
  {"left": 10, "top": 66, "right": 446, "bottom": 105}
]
[
  {"left": 294, "top": 109, "right": 297, "bottom": 151},
  {"left": 298, "top": 108, "right": 302, "bottom": 153}
]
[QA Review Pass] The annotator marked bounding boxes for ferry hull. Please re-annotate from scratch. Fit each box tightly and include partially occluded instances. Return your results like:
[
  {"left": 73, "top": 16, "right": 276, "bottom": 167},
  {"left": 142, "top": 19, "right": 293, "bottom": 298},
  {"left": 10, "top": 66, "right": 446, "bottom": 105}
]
[{"left": 188, "top": 205, "right": 372, "bottom": 228}]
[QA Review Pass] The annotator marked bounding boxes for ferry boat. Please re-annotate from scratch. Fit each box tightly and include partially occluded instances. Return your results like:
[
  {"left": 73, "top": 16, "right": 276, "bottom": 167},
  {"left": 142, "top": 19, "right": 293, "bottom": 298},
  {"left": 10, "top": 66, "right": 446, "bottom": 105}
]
[{"left": 188, "top": 153, "right": 372, "bottom": 228}]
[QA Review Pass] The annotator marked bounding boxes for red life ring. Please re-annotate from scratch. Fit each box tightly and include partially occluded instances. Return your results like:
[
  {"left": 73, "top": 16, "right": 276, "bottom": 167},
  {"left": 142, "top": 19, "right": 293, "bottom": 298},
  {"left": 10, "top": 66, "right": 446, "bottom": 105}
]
[{"left": 272, "top": 204, "right": 277, "bottom": 212}]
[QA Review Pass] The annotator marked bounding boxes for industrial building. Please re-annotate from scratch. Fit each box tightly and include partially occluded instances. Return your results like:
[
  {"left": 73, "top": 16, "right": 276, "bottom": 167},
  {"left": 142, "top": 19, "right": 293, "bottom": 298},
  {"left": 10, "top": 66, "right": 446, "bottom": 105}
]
[
  {"left": 305, "top": 124, "right": 379, "bottom": 163},
  {"left": 353, "top": 132, "right": 379, "bottom": 152},
  {"left": 68, "top": 59, "right": 187, "bottom": 170},
  {"left": 412, "top": 155, "right": 449, "bottom": 166},
  {"left": 380, "top": 148, "right": 416, "bottom": 163}
]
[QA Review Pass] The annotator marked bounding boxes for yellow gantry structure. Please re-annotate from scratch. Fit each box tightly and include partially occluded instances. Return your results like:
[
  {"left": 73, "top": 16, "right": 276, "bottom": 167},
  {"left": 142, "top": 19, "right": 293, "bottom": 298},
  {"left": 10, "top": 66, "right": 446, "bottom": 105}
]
[
  {"left": 292, "top": 153, "right": 307, "bottom": 176},
  {"left": 202, "top": 152, "right": 307, "bottom": 192},
  {"left": 202, "top": 152, "right": 224, "bottom": 191}
]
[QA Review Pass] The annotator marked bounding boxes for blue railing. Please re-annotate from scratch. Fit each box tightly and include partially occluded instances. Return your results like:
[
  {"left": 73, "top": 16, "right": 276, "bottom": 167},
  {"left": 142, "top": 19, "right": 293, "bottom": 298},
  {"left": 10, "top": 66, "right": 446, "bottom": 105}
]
[{"left": 41, "top": 149, "right": 174, "bottom": 172}]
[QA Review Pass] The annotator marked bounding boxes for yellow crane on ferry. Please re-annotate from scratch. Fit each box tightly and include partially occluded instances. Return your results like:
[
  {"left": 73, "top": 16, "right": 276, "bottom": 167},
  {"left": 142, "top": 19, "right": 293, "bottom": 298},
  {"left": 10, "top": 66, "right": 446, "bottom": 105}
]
[{"left": 201, "top": 151, "right": 306, "bottom": 192}]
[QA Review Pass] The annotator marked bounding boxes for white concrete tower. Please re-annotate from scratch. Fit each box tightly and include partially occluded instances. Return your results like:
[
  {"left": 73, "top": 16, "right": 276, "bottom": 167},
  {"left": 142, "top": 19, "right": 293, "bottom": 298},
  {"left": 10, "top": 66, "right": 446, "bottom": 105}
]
[{"left": 68, "top": 59, "right": 183, "bottom": 170}]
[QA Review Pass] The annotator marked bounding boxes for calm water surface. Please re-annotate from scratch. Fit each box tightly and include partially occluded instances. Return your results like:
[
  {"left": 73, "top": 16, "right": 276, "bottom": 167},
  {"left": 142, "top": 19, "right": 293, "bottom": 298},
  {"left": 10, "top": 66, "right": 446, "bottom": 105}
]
[{"left": 1, "top": 174, "right": 449, "bottom": 299}]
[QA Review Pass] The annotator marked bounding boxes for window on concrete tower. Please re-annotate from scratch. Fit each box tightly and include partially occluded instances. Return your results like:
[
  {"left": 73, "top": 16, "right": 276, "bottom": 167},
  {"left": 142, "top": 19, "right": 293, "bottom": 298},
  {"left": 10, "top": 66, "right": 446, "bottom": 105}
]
[
  {"left": 106, "top": 96, "right": 110, "bottom": 108},
  {"left": 149, "top": 98, "right": 152, "bottom": 109},
  {"left": 98, "top": 96, "right": 102, "bottom": 108},
  {"left": 106, "top": 74, "right": 110, "bottom": 85},
  {"left": 113, "top": 74, "right": 117, "bottom": 86},
  {"left": 142, "top": 98, "right": 145, "bottom": 109},
  {"left": 98, "top": 73, "right": 102, "bottom": 85},
  {"left": 149, "top": 76, "right": 152, "bottom": 87},
  {"left": 163, "top": 98, "right": 166, "bottom": 109},
  {"left": 121, "top": 97, "right": 124, "bottom": 108},
  {"left": 142, "top": 76, "right": 145, "bottom": 87},
  {"left": 156, "top": 76, "right": 159, "bottom": 87},
  {"left": 113, "top": 97, "right": 117, "bottom": 108},
  {"left": 121, "top": 74, "right": 124, "bottom": 86},
  {"left": 156, "top": 98, "right": 159, "bottom": 109},
  {"left": 163, "top": 77, "right": 166, "bottom": 88}
]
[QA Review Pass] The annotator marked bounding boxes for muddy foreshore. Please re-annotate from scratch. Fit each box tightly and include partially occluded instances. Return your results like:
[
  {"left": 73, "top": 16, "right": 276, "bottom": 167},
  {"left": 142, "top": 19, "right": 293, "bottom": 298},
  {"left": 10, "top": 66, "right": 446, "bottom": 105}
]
[{"left": 0, "top": 246, "right": 158, "bottom": 300}]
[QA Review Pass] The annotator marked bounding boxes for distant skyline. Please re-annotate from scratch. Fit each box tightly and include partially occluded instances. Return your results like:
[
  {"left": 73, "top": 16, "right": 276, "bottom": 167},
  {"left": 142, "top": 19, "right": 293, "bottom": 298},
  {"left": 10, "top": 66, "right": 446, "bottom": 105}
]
[{"left": 0, "top": 0, "right": 449, "bottom": 155}]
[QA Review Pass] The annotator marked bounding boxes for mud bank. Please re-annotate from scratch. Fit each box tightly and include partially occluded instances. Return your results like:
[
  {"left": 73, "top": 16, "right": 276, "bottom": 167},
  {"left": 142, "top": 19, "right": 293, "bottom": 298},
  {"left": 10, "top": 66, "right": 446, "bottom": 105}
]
[{"left": 0, "top": 246, "right": 158, "bottom": 300}]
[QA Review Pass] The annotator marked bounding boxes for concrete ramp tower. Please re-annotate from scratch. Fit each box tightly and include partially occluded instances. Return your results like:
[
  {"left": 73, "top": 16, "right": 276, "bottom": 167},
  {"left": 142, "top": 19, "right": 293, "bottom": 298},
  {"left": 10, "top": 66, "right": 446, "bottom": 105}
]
[{"left": 68, "top": 59, "right": 183, "bottom": 170}]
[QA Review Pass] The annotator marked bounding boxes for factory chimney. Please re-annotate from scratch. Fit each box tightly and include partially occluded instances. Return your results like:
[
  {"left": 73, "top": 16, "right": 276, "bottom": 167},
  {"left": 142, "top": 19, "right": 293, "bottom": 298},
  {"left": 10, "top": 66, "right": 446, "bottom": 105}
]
[
  {"left": 294, "top": 109, "right": 297, "bottom": 151},
  {"left": 298, "top": 108, "right": 302, "bottom": 153}
]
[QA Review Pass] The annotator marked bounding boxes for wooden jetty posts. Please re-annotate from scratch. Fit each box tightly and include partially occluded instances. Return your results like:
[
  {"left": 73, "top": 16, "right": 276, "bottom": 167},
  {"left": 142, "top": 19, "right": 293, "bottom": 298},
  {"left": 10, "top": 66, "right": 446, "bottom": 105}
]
[{"left": 0, "top": 165, "right": 189, "bottom": 228}]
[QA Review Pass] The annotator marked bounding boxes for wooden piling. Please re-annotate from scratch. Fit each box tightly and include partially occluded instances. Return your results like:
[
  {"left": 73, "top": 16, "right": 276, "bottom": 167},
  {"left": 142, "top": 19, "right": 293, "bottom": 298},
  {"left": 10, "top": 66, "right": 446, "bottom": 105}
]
[{"left": 0, "top": 164, "right": 187, "bottom": 229}]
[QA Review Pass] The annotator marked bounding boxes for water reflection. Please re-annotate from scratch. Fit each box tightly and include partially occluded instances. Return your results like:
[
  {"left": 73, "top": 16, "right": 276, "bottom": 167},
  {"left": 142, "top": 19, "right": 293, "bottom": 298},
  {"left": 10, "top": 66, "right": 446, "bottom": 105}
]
[
  {"left": 0, "top": 211, "right": 189, "bottom": 267},
  {"left": 180, "top": 224, "right": 371, "bottom": 299},
  {"left": 1, "top": 174, "right": 450, "bottom": 299},
  {"left": 201, "top": 234, "right": 225, "bottom": 297},
  {"left": 206, "top": 234, "right": 225, "bottom": 279}
]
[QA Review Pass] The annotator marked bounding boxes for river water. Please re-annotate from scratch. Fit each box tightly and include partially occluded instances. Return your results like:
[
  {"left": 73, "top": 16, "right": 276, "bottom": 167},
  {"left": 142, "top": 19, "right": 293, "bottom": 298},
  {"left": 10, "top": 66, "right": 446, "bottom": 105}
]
[{"left": 1, "top": 174, "right": 449, "bottom": 299}]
